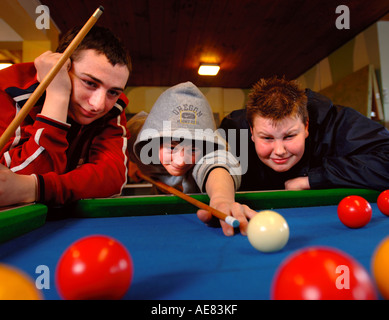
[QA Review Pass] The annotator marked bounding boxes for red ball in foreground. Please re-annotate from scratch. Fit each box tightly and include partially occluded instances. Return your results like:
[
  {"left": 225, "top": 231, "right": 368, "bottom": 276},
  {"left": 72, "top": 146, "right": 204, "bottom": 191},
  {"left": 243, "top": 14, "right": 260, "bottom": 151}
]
[
  {"left": 377, "top": 190, "right": 389, "bottom": 216},
  {"left": 337, "top": 195, "right": 372, "bottom": 228},
  {"left": 271, "top": 247, "right": 377, "bottom": 300},
  {"left": 56, "top": 235, "right": 133, "bottom": 300}
]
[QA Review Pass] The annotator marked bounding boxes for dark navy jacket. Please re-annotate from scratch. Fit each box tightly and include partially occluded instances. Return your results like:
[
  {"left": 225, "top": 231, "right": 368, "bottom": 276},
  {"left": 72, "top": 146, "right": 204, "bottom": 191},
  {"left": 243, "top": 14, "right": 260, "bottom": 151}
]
[{"left": 220, "top": 89, "right": 389, "bottom": 191}]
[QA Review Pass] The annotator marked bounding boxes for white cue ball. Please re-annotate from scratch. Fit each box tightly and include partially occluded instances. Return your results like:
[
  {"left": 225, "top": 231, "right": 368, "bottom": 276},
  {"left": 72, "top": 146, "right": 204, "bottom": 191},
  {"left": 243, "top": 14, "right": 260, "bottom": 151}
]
[{"left": 247, "top": 210, "right": 290, "bottom": 253}]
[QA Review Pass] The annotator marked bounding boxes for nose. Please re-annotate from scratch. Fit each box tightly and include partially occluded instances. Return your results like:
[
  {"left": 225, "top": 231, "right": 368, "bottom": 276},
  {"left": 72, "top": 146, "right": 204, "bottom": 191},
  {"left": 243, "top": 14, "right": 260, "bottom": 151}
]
[
  {"left": 172, "top": 147, "right": 194, "bottom": 167},
  {"left": 273, "top": 140, "right": 287, "bottom": 156},
  {"left": 172, "top": 148, "right": 187, "bottom": 167},
  {"left": 89, "top": 90, "right": 106, "bottom": 113}
]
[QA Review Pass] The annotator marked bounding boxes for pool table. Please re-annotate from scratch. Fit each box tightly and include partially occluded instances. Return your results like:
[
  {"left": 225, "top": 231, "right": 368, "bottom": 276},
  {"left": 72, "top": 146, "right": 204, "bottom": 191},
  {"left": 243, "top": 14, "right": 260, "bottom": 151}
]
[{"left": 0, "top": 188, "right": 388, "bottom": 302}]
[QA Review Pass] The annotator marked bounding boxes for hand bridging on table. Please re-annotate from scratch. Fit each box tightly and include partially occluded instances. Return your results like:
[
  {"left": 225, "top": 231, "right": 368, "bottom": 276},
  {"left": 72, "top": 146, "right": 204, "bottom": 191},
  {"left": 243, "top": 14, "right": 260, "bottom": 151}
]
[{"left": 197, "top": 198, "right": 258, "bottom": 237}]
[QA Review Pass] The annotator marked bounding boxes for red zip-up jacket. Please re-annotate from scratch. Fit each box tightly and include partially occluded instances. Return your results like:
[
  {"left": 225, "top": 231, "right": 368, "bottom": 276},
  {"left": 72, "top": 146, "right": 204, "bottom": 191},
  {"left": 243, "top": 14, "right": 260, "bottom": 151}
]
[{"left": 0, "top": 63, "right": 129, "bottom": 205}]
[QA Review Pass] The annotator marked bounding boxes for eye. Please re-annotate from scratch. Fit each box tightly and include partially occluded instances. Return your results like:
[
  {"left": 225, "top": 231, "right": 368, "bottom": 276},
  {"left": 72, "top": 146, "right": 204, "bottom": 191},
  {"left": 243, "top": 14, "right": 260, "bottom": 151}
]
[
  {"left": 284, "top": 134, "right": 296, "bottom": 140},
  {"left": 108, "top": 90, "right": 120, "bottom": 98},
  {"left": 83, "top": 79, "right": 97, "bottom": 88}
]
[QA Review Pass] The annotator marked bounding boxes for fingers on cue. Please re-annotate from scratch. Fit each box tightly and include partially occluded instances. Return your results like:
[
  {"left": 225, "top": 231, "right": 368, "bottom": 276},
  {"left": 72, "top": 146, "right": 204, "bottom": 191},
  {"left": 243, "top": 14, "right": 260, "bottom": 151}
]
[
  {"left": 198, "top": 204, "right": 256, "bottom": 237},
  {"left": 232, "top": 204, "right": 250, "bottom": 236},
  {"left": 220, "top": 203, "right": 248, "bottom": 236},
  {"left": 196, "top": 209, "right": 213, "bottom": 224},
  {"left": 220, "top": 220, "right": 235, "bottom": 237}
]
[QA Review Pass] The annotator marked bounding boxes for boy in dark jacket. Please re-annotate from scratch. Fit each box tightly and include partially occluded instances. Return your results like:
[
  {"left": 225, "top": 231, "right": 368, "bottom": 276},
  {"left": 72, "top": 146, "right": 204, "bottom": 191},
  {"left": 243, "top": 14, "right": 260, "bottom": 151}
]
[{"left": 220, "top": 76, "right": 389, "bottom": 191}]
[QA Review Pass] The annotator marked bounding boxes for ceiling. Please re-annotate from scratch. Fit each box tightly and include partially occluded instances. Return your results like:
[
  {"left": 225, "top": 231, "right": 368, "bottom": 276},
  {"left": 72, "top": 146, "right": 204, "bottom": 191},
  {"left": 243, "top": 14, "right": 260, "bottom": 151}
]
[{"left": 38, "top": 0, "right": 389, "bottom": 88}]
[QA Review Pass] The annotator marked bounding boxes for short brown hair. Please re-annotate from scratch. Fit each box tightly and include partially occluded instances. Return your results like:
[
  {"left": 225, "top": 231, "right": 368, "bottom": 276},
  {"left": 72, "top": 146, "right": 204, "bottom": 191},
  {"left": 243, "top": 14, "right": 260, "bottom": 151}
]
[
  {"left": 246, "top": 77, "right": 308, "bottom": 127},
  {"left": 56, "top": 25, "right": 132, "bottom": 74}
]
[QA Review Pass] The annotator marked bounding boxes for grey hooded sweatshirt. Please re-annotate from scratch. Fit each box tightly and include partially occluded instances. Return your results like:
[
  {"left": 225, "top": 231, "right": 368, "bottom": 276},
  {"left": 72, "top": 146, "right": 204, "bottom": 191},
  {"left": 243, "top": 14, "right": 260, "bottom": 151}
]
[{"left": 128, "top": 81, "right": 241, "bottom": 194}]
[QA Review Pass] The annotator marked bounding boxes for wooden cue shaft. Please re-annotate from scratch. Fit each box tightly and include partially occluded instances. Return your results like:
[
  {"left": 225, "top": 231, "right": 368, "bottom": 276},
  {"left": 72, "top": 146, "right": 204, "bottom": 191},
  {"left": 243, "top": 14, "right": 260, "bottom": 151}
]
[
  {"left": 0, "top": 6, "right": 104, "bottom": 152},
  {"left": 138, "top": 172, "right": 240, "bottom": 228}
]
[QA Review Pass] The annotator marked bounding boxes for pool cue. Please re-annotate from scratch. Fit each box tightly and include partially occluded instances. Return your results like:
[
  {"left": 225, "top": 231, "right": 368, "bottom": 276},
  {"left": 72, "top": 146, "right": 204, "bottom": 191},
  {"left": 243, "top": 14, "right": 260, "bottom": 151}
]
[
  {"left": 137, "top": 172, "right": 240, "bottom": 228},
  {"left": 0, "top": 6, "right": 104, "bottom": 152}
]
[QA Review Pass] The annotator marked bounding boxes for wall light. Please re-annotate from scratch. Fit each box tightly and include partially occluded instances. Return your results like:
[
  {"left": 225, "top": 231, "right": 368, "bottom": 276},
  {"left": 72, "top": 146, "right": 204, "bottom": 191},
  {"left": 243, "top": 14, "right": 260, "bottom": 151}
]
[{"left": 198, "top": 63, "right": 220, "bottom": 76}]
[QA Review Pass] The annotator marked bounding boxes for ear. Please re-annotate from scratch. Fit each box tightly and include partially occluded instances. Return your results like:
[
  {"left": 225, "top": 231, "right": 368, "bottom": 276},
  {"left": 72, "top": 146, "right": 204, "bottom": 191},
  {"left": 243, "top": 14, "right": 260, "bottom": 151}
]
[
  {"left": 250, "top": 126, "right": 254, "bottom": 142},
  {"left": 304, "top": 119, "right": 309, "bottom": 138}
]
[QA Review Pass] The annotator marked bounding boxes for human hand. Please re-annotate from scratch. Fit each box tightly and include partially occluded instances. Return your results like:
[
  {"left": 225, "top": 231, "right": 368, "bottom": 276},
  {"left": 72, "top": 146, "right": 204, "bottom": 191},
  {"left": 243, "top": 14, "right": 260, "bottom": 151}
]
[
  {"left": 197, "top": 199, "right": 258, "bottom": 237},
  {"left": 34, "top": 51, "right": 72, "bottom": 96},
  {"left": 285, "top": 176, "right": 310, "bottom": 190},
  {"left": 34, "top": 51, "right": 72, "bottom": 122},
  {"left": 0, "top": 164, "right": 37, "bottom": 207}
]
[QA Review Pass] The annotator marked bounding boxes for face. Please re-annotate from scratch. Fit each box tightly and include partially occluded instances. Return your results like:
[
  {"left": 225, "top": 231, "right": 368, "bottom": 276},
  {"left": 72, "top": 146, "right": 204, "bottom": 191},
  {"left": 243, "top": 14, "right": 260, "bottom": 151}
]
[
  {"left": 68, "top": 49, "right": 129, "bottom": 125},
  {"left": 250, "top": 115, "right": 309, "bottom": 172},
  {"left": 159, "top": 141, "right": 202, "bottom": 176}
]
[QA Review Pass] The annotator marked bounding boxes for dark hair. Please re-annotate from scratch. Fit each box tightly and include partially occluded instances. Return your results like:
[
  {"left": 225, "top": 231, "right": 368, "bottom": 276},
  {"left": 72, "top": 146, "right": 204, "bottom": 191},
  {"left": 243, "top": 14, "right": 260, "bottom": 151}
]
[
  {"left": 56, "top": 25, "right": 132, "bottom": 74},
  {"left": 246, "top": 76, "right": 308, "bottom": 127}
]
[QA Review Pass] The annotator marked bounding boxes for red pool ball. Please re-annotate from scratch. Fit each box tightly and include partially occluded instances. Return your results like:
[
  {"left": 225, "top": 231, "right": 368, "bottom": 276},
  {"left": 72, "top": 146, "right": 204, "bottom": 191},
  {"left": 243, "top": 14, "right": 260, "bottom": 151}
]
[
  {"left": 377, "top": 190, "right": 389, "bottom": 216},
  {"left": 271, "top": 247, "right": 377, "bottom": 300},
  {"left": 56, "top": 235, "right": 133, "bottom": 300},
  {"left": 337, "top": 195, "right": 372, "bottom": 228}
]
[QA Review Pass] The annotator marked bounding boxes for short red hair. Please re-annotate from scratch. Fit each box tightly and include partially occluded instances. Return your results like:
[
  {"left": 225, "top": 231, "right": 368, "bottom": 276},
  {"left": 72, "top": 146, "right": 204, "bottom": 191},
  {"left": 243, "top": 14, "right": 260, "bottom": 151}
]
[{"left": 246, "top": 77, "right": 308, "bottom": 127}]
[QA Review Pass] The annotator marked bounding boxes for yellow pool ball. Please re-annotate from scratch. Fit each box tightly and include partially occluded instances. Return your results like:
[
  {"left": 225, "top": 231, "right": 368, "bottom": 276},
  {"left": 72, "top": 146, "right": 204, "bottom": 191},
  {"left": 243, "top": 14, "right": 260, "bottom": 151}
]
[
  {"left": 371, "top": 236, "right": 389, "bottom": 299},
  {"left": 0, "top": 263, "right": 42, "bottom": 300},
  {"left": 247, "top": 210, "right": 290, "bottom": 253}
]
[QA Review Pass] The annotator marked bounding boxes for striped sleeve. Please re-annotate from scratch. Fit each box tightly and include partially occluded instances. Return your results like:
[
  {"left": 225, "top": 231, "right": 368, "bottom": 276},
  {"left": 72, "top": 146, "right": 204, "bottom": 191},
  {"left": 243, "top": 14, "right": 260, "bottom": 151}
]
[{"left": 192, "top": 150, "right": 242, "bottom": 192}]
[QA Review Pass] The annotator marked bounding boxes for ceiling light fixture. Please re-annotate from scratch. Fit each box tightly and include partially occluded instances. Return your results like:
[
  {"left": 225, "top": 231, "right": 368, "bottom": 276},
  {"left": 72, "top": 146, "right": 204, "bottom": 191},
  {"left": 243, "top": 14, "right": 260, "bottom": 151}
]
[{"left": 198, "top": 63, "right": 220, "bottom": 76}]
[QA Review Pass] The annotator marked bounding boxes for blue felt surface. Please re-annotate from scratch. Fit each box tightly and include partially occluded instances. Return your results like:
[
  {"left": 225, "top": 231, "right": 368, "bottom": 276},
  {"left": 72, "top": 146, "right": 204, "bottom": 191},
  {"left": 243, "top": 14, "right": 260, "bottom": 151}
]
[{"left": 0, "top": 203, "right": 388, "bottom": 300}]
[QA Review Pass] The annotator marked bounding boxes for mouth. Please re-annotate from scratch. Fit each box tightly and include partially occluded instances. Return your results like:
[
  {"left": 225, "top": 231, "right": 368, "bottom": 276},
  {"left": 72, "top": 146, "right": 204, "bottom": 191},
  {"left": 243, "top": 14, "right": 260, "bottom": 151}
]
[
  {"left": 167, "top": 166, "right": 188, "bottom": 176},
  {"left": 79, "top": 106, "right": 98, "bottom": 118},
  {"left": 271, "top": 157, "right": 291, "bottom": 165},
  {"left": 171, "top": 165, "right": 187, "bottom": 171}
]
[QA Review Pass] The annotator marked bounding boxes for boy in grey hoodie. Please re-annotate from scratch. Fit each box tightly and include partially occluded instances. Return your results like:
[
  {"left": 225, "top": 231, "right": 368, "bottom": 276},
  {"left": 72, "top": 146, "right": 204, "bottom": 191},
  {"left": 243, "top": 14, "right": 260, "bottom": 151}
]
[{"left": 127, "top": 82, "right": 257, "bottom": 236}]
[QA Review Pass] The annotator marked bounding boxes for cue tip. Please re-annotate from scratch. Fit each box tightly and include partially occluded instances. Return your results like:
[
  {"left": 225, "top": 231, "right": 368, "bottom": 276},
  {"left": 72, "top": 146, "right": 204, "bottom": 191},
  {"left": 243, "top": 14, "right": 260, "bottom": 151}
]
[
  {"left": 93, "top": 6, "right": 104, "bottom": 19},
  {"left": 225, "top": 216, "right": 240, "bottom": 228}
]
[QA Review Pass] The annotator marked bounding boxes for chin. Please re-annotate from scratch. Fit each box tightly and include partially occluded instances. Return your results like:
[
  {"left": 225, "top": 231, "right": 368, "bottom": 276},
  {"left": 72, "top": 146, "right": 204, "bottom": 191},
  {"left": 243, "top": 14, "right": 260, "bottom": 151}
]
[
  {"left": 272, "top": 167, "right": 291, "bottom": 173},
  {"left": 73, "top": 115, "right": 97, "bottom": 126},
  {"left": 79, "top": 118, "right": 96, "bottom": 126},
  {"left": 266, "top": 162, "right": 293, "bottom": 173},
  {"left": 170, "top": 170, "right": 187, "bottom": 176}
]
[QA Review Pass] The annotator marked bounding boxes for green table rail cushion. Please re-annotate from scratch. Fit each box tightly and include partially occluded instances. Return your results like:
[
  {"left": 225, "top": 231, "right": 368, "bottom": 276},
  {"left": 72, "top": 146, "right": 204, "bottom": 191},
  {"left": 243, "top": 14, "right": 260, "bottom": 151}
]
[
  {"left": 66, "top": 188, "right": 380, "bottom": 218},
  {"left": 0, "top": 203, "right": 48, "bottom": 243},
  {"left": 234, "top": 188, "right": 380, "bottom": 210}
]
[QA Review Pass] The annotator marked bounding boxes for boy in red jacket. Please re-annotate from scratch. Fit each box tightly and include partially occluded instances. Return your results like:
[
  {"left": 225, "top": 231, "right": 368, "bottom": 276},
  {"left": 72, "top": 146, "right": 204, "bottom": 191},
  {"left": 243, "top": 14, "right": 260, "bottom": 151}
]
[{"left": 0, "top": 26, "right": 131, "bottom": 207}]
